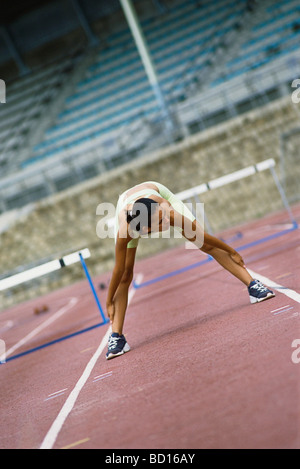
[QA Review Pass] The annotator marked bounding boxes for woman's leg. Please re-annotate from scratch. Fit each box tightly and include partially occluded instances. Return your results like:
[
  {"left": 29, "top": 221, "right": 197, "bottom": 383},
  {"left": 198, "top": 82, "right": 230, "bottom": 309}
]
[
  {"left": 201, "top": 244, "right": 253, "bottom": 286},
  {"left": 111, "top": 246, "right": 138, "bottom": 335}
]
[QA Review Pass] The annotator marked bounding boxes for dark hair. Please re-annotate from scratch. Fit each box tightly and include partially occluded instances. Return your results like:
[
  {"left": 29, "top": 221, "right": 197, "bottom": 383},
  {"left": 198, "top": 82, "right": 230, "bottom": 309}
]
[{"left": 126, "top": 198, "right": 159, "bottom": 232}]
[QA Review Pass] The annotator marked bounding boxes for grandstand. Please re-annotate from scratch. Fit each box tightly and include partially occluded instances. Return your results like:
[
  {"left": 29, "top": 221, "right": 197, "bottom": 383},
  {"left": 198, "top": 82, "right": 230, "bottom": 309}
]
[
  {"left": 0, "top": 0, "right": 300, "bottom": 212},
  {"left": 0, "top": 0, "right": 300, "bottom": 307},
  {"left": 2, "top": 1, "right": 300, "bottom": 452}
]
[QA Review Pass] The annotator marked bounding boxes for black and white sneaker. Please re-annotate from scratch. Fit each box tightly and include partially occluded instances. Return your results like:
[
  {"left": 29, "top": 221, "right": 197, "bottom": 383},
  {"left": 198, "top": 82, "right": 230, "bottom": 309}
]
[
  {"left": 106, "top": 332, "right": 130, "bottom": 360},
  {"left": 248, "top": 279, "right": 275, "bottom": 304}
]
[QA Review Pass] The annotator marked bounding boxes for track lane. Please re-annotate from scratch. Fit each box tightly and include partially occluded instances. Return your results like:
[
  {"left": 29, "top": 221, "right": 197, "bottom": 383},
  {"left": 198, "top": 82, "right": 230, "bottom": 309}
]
[{"left": 0, "top": 205, "right": 299, "bottom": 449}]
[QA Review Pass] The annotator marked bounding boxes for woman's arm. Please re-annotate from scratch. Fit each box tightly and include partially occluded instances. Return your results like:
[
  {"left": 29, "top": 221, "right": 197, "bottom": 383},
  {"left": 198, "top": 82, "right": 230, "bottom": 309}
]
[
  {"left": 173, "top": 212, "right": 245, "bottom": 267},
  {"left": 202, "top": 231, "right": 245, "bottom": 267}
]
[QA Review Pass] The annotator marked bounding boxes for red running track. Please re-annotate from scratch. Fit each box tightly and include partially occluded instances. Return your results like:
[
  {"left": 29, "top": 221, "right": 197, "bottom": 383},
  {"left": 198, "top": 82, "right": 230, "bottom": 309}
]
[{"left": 0, "top": 205, "right": 299, "bottom": 449}]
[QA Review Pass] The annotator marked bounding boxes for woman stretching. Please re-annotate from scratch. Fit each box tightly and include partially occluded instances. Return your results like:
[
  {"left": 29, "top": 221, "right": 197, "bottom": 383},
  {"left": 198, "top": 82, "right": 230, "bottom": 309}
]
[{"left": 105, "top": 181, "right": 274, "bottom": 359}]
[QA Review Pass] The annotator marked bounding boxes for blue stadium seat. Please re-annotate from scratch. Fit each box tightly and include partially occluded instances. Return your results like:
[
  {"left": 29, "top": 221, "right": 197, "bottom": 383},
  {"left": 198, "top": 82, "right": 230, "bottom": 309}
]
[{"left": 22, "top": 0, "right": 300, "bottom": 167}]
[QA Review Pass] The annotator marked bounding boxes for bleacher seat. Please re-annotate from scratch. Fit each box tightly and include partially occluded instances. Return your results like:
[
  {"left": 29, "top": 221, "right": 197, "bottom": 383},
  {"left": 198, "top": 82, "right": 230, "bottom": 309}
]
[
  {"left": 0, "top": 59, "right": 75, "bottom": 173},
  {"left": 2, "top": 0, "right": 299, "bottom": 176},
  {"left": 22, "top": 0, "right": 247, "bottom": 166},
  {"left": 210, "top": 0, "right": 300, "bottom": 86}
]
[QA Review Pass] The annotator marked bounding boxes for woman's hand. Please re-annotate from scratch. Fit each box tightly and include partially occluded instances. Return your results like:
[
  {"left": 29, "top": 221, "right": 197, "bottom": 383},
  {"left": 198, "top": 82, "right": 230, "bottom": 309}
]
[
  {"left": 230, "top": 250, "right": 246, "bottom": 268},
  {"left": 106, "top": 301, "right": 115, "bottom": 324}
]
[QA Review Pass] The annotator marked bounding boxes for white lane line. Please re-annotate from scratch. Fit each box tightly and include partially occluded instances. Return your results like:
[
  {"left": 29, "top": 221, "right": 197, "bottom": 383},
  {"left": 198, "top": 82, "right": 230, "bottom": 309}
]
[
  {"left": 247, "top": 269, "right": 300, "bottom": 303},
  {"left": 128, "top": 273, "right": 143, "bottom": 303},
  {"left": 273, "top": 307, "right": 294, "bottom": 315},
  {"left": 0, "top": 297, "right": 78, "bottom": 362},
  {"left": 48, "top": 388, "right": 68, "bottom": 397},
  {"left": 44, "top": 392, "right": 67, "bottom": 402},
  {"left": 39, "top": 273, "right": 143, "bottom": 450},
  {"left": 271, "top": 305, "right": 290, "bottom": 313},
  {"left": 93, "top": 371, "right": 113, "bottom": 382},
  {"left": 270, "top": 304, "right": 295, "bottom": 316},
  {"left": 40, "top": 326, "right": 111, "bottom": 449}
]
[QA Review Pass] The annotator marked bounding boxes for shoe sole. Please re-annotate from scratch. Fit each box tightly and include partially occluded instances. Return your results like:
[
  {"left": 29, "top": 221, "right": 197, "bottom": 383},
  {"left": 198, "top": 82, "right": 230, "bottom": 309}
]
[
  {"left": 249, "top": 292, "right": 275, "bottom": 304},
  {"left": 106, "top": 342, "right": 131, "bottom": 360}
]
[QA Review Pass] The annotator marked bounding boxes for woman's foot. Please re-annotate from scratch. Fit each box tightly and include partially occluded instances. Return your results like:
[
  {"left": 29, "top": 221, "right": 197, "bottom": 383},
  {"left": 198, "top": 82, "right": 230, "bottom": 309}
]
[
  {"left": 106, "top": 332, "right": 130, "bottom": 360},
  {"left": 248, "top": 279, "right": 275, "bottom": 303}
]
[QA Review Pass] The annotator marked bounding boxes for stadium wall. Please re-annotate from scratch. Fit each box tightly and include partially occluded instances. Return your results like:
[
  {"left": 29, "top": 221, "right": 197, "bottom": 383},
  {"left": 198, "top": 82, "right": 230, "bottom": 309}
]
[{"left": 1, "top": 95, "right": 299, "bottom": 308}]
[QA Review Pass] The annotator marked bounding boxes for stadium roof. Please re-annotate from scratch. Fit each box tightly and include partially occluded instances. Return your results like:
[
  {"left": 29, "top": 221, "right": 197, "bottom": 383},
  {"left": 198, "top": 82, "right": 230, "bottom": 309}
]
[{"left": 0, "top": 0, "right": 53, "bottom": 24}]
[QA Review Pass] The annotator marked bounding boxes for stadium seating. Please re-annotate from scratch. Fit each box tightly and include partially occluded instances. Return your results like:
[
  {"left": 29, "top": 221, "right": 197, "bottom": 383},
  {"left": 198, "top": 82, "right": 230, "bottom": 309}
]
[
  {"left": 1, "top": 0, "right": 300, "bottom": 213},
  {"left": 211, "top": 0, "right": 300, "bottom": 86},
  {"left": 23, "top": 0, "right": 247, "bottom": 166},
  {"left": 0, "top": 58, "right": 77, "bottom": 175}
]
